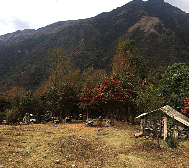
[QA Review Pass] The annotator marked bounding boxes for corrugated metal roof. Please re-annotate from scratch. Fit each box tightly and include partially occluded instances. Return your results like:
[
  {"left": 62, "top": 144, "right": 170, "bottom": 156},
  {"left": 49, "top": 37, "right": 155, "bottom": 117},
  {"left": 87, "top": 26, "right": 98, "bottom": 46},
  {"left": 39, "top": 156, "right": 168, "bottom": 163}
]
[
  {"left": 161, "top": 105, "right": 189, "bottom": 127},
  {"left": 136, "top": 112, "right": 148, "bottom": 119},
  {"left": 136, "top": 105, "right": 189, "bottom": 127}
]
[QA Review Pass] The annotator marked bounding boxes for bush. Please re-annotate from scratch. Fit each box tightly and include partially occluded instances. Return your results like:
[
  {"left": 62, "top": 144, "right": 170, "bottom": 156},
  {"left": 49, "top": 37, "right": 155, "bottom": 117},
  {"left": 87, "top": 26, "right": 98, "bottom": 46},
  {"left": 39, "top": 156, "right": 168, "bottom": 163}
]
[
  {"left": 5, "top": 108, "right": 21, "bottom": 124},
  {"left": 165, "top": 137, "right": 179, "bottom": 148},
  {"left": 0, "top": 111, "right": 4, "bottom": 124}
]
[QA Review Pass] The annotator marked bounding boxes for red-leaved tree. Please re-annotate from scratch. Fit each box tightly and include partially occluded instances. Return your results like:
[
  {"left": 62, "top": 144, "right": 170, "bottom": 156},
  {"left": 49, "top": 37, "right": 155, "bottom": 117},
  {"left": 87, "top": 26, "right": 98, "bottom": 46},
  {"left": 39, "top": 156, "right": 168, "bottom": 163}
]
[
  {"left": 182, "top": 97, "right": 189, "bottom": 117},
  {"left": 79, "top": 80, "right": 95, "bottom": 119},
  {"left": 93, "top": 74, "right": 135, "bottom": 125}
]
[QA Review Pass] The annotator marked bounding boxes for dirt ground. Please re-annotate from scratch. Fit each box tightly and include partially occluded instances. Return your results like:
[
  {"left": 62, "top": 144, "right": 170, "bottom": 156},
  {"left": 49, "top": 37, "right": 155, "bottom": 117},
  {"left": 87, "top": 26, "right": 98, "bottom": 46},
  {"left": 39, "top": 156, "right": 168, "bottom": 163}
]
[{"left": 0, "top": 121, "right": 189, "bottom": 168}]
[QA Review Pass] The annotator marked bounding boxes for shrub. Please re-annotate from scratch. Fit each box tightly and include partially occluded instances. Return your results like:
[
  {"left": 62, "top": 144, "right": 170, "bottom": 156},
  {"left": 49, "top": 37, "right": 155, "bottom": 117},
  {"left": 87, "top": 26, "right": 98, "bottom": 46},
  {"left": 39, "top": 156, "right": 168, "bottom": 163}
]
[
  {"left": 165, "top": 137, "right": 179, "bottom": 148},
  {"left": 5, "top": 108, "right": 21, "bottom": 124},
  {"left": 0, "top": 111, "right": 4, "bottom": 124}
]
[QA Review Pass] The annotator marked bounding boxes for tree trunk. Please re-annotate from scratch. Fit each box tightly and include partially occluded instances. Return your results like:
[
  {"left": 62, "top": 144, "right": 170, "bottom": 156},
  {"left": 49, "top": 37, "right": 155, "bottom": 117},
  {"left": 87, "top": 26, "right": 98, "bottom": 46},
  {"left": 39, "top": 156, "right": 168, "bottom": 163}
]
[
  {"left": 124, "top": 106, "right": 129, "bottom": 123},
  {"left": 110, "top": 112, "right": 114, "bottom": 126},
  {"left": 86, "top": 108, "right": 89, "bottom": 120},
  {"left": 60, "top": 110, "right": 62, "bottom": 122},
  {"left": 130, "top": 105, "right": 135, "bottom": 124}
]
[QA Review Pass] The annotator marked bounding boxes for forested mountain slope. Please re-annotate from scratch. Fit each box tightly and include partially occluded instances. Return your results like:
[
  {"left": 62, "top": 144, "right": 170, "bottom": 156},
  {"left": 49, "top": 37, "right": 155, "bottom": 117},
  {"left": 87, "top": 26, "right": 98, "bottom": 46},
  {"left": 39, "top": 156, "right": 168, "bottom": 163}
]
[{"left": 0, "top": 0, "right": 189, "bottom": 92}]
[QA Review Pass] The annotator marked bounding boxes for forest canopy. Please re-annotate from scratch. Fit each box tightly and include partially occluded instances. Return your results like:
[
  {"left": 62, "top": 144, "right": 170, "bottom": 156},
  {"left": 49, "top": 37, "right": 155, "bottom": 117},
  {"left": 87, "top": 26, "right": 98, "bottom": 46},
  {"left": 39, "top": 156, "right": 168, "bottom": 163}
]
[{"left": 1, "top": 40, "right": 189, "bottom": 125}]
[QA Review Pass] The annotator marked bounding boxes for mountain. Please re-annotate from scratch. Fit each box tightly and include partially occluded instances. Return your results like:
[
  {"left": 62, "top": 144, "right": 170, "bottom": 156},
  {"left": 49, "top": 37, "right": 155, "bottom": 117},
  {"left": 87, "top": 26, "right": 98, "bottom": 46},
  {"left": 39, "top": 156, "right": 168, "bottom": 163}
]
[{"left": 0, "top": 0, "right": 189, "bottom": 92}]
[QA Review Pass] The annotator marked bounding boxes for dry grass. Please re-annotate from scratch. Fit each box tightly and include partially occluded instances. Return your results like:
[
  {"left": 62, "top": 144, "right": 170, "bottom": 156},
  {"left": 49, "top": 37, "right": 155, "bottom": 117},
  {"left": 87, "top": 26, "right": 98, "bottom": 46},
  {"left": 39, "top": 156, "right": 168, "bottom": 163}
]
[{"left": 0, "top": 121, "right": 189, "bottom": 168}]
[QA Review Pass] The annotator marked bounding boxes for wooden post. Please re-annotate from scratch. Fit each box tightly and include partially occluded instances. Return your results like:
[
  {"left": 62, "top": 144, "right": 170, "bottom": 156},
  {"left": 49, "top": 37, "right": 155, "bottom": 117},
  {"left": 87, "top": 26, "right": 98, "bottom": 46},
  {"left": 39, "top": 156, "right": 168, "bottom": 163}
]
[
  {"left": 141, "top": 118, "right": 146, "bottom": 134},
  {"left": 163, "top": 116, "right": 168, "bottom": 140},
  {"left": 140, "top": 119, "right": 144, "bottom": 133},
  {"left": 159, "top": 114, "right": 162, "bottom": 138},
  {"left": 173, "top": 125, "right": 178, "bottom": 139},
  {"left": 144, "top": 116, "right": 147, "bottom": 137}
]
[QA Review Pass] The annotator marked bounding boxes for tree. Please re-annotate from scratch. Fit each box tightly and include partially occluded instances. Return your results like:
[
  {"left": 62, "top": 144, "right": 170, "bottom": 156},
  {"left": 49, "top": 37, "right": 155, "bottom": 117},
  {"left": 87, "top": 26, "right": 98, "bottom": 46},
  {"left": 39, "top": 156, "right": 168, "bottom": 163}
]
[
  {"left": 48, "top": 48, "right": 74, "bottom": 87},
  {"left": 81, "top": 66, "right": 107, "bottom": 88},
  {"left": 6, "top": 86, "right": 26, "bottom": 109},
  {"left": 135, "top": 79, "right": 164, "bottom": 114},
  {"left": 112, "top": 40, "right": 147, "bottom": 78},
  {"left": 48, "top": 47, "right": 82, "bottom": 90},
  {"left": 48, "top": 48, "right": 65, "bottom": 87},
  {"left": 93, "top": 74, "right": 135, "bottom": 125},
  {"left": 58, "top": 83, "right": 79, "bottom": 119},
  {"left": 19, "top": 90, "right": 41, "bottom": 117},
  {"left": 159, "top": 63, "right": 189, "bottom": 111},
  {"left": 181, "top": 96, "right": 189, "bottom": 117},
  {"left": 132, "top": 55, "right": 147, "bottom": 79},
  {"left": 0, "top": 93, "right": 11, "bottom": 123},
  {"left": 112, "top": 40, "right": 136, "bottom": 77},
  {"left": 5, "top": 107, "right": 20, "bottom": 124},
  {"left": 43, "top": 86, "right": 60, "bottom": 117},
  {"left": 33, "top": 79, "right": 52, "bottom": 97},
  {"left": 79, "top": 79, "right": 95, "bottom": 120}
]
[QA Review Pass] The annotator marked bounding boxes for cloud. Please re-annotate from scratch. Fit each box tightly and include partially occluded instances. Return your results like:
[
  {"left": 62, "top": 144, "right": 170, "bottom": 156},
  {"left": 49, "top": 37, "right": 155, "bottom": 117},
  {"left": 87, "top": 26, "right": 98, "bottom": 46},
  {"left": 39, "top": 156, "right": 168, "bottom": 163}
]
[
  {"left": 0, "top": 19, "right": 8, "bottom": 25},
  {"left": 0, "top": 19, "right": 15, "bottom": 35},
  {"left": 165, "top": 0, "right": 189, "bottom": 13},
  {"left": 12, "top": 18, "right": 32, "bottom": 30}
]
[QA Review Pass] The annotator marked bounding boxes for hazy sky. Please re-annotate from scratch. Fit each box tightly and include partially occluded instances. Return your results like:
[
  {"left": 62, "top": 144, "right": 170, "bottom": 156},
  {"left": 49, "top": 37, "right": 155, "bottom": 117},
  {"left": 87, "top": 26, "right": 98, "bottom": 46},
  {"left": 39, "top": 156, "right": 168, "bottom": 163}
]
[{"left": 0, "top": 0, "right": 188, "bottom": 36}]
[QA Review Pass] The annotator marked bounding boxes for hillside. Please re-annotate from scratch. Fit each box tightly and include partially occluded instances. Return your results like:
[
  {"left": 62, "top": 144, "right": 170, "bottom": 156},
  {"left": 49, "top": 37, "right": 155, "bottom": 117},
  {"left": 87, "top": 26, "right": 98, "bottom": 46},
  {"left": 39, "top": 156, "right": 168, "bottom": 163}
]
[{"left": 0, "top": 0, "right": 189, "bottom": 92}]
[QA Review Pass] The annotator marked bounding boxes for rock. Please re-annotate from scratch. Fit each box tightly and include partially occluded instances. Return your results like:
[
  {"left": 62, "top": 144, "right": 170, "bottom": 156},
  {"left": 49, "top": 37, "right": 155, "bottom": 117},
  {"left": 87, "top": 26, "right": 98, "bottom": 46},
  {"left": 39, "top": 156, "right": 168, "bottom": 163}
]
[
  {"left": 96, "top": 128, "right": 103, "bottom": 132},
  {"left": 86, "top": 119, "right": 94, "bottom": 127},
  {"left": 105, "top": 120, "right": 111, "bottom": 127},
  {"left": 134, "top": 132, "right": 143, "bottom": 138},
  {"left": 180, "top": 134, "right": 187, "bottom": 139},
  {"left": 55, "top": 159, "right": 60, "bottom": 164}
]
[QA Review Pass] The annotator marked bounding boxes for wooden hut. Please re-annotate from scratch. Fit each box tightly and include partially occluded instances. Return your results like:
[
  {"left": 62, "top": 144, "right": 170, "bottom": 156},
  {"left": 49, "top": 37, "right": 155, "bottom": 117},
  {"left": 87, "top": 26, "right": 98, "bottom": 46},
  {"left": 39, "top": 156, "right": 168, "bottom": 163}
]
[{"left": 135, "top": 105, "right": 189, "bottom": 140}]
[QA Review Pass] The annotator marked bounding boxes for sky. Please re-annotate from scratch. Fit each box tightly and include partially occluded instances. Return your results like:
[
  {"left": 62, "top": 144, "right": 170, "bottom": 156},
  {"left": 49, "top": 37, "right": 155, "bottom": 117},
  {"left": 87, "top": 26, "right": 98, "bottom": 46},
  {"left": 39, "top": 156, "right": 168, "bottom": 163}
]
[{"left": 0, "top": 0, "right": 189, "bottom": 36}]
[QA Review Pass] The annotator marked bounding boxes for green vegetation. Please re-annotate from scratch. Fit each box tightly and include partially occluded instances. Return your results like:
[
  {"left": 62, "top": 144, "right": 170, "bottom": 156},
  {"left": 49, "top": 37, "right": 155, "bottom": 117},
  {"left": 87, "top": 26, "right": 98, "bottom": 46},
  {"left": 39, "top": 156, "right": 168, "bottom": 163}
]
[
  {"left": 1, "top": 40, "right": 189, "bottom": 125},
  {"left": 159, "top": 63, "right": 189, "bottom": 111},
  {"left": 1, "top": 39, "right": 189, "bottom": 167},
  {"left": 1, "top": 1, "right": 189, "bottom": 166},
  {"left": 1, "top": 0, "right": 189, "bottom": 92}
]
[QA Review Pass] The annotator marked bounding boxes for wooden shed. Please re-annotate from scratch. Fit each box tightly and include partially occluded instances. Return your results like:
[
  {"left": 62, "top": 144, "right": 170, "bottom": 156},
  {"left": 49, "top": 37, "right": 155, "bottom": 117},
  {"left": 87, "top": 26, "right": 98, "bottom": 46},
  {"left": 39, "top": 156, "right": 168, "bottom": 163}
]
[{"left": 135, "top": 105, "right": 189, "bottom": 140}]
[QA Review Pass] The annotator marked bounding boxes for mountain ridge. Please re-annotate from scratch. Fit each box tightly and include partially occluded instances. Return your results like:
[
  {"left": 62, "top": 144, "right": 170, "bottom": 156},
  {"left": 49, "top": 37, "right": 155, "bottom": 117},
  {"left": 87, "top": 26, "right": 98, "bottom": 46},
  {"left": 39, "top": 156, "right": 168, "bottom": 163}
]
[{"left": 0, "top": 0, "right": 189, "bottom": 92}]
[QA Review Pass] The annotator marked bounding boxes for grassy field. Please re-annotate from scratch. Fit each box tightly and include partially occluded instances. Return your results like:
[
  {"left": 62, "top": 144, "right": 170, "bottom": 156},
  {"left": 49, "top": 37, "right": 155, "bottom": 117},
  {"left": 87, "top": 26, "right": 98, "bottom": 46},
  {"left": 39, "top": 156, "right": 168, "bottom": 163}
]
[{"left": 0, "top": 121, "right": 189, "bottom": 168}]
